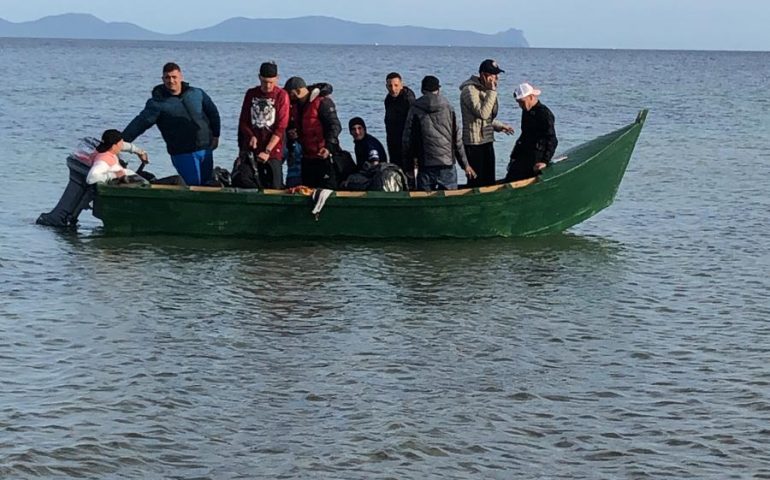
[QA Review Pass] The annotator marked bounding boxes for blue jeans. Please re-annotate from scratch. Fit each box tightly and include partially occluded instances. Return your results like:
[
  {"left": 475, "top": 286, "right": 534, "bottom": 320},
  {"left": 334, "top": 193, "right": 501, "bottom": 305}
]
[
  {"left": 171, "top": 149, "right": 213, "bottom": 186},
  {"left": 417, "top": 166, "right": 458, "bottom": 191}
]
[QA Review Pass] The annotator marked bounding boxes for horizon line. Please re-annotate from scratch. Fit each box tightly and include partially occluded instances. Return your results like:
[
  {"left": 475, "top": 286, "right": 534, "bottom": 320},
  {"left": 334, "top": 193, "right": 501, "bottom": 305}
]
[{"left": 1, "top": 35, "right": 768, "bottom": 54}]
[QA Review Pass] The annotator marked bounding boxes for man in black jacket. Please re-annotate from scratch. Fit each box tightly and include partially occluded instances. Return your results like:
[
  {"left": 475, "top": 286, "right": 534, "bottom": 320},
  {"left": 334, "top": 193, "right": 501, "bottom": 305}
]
[
  {"left": 384, "top": 72, "right": 415, "bottom": 171},
  {"left": 505, "top": 83, "right": 558, "bottom": 182}
]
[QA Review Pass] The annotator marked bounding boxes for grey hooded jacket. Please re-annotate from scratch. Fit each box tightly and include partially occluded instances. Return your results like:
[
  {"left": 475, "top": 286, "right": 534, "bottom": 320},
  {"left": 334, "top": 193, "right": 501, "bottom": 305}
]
[{"left": 402, "top": 92, "right": 468, "bottom": 170}]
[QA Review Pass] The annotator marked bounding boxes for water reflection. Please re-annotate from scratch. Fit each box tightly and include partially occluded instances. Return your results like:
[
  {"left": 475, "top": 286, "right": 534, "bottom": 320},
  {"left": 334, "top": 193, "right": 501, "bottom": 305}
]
[{"left": 47, "top": 231, "right": 627, "bottom": 333}]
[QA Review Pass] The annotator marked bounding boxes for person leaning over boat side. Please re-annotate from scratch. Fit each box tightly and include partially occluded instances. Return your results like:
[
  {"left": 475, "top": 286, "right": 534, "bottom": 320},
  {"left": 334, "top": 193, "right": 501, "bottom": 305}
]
[
  {"left": 237, "top": 61, "right": 290, "bottom": 189},
  {"left": 504, "top": 83, "right": 558, "bottom": 182},
  {"left": 86, "top": 129, "right": 148, "bottom": 184},
  {"left": 459, "top": 59, "right": 515, "bottom": 187},
  {"left": 348, "top": 117, "right": 387, "bottom": 170},
  {"left": 402, "top": 75, "right": 475, "bottom": 191},
  {"left": 283, "top": 76, "right": 342, "bottom": 188},
  {"left": 384, "top": 72, "right": 416, "bottom": 171},
  {"left": 122, "top": 62, "right": 221, "bottom": 186}
]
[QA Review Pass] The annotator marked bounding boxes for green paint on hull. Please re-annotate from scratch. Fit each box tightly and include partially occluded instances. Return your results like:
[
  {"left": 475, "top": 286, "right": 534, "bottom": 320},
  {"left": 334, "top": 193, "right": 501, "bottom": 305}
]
[{"left": 93, "top": 110, "right": 648, "bottom": 238}]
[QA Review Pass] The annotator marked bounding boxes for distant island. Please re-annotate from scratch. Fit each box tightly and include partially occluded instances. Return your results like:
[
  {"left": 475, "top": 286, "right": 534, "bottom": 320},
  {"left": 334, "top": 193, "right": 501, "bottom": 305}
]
[{"left": 0, "top": 13, "right": 528, "bottom": 48}]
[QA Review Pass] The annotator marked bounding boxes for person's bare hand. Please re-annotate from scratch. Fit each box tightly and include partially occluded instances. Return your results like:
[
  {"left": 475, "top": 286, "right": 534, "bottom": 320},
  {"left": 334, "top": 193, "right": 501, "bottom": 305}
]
[
  {"left": 483, "top": 75, "right": 498, "bottom": 91},
  {"left": 257, "top": 151, "right": 270, "bottom": 163},
  {"left": 319, "top": 147, "right": 331, "bottom": 159},
  {"left": 465, "top": 166, "right": 477, "bottom": 179},
  {"left": 138, "top": 151, "right": 149, "bottom": 163},
  {"left": 248, "top": 136, "right": 258, "bottom": 150}
]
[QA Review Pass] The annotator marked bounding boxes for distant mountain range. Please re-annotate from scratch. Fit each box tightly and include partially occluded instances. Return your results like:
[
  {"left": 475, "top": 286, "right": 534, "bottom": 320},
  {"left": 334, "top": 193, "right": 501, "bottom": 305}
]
[{"left": 0, "top": 13, "right": 528, "bottom": 48}]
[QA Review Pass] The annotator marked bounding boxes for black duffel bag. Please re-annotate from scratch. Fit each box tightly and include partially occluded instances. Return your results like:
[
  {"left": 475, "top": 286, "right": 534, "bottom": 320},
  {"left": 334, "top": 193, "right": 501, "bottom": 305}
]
[{"left": 329, "top": 150, "right": 356, "bottom": 188}]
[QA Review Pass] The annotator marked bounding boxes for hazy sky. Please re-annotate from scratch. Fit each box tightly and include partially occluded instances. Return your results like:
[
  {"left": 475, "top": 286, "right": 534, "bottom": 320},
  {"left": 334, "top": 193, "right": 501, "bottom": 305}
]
[{"left": 1, "top": 0, "right": 768, "bottom": 51}]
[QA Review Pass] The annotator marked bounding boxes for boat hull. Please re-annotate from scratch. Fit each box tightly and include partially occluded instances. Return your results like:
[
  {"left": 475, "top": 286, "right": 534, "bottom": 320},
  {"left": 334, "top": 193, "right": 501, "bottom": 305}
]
[{"left": 93, "top": 110, "right": 647, "bottom": 238}]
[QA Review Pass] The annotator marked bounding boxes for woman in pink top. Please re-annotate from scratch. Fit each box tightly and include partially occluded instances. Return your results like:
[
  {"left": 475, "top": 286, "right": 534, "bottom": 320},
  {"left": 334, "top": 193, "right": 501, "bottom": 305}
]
[{"left": 86, "top": 129, "right": 149, "bottom": 184}]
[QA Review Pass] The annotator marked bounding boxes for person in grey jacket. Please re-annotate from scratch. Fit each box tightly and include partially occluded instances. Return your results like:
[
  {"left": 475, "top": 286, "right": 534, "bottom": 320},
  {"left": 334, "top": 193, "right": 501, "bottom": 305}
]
[
  {"left": 402, "top": 76, "right": 475, "bottom": 191},
  {"left": 459, "top": 59, "right": 515, "bottom": 187}
]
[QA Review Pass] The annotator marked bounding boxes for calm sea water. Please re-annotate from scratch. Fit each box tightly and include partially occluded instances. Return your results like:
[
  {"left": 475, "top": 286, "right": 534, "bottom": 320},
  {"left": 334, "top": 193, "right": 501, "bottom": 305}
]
[{"left": 1, "top": 38, "right": 769, "bottom": 479}]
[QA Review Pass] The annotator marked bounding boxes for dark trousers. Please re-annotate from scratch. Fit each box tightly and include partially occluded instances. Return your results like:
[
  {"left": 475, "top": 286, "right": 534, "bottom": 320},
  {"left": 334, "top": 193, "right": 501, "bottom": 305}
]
[
  {"left": 505, "top": 158, "right": 538, "bottom": 182},
  {"left": 464, "top": 143, "right": 496, "bottom": 187},
  {"left": 258, "top": 158, "right": 283, "bottom": 189},
  {"left": 386, "top": 136, "right": 405, "bottom": 170},
  {"left": 301, "top": 157, "right": 333, "bottom": 188}
]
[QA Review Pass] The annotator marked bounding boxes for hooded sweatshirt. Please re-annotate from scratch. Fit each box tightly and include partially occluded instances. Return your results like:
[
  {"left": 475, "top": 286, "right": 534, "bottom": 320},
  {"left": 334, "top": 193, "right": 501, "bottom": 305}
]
[{"left": 402, "top": 93, "right": 468, "bottom": 170}]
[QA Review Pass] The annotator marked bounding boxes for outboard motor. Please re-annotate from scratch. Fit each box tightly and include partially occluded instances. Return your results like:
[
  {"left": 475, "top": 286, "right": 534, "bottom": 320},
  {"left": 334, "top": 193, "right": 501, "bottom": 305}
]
[{"left": 37, "top": 138, "right": 99, "bottom": 228}]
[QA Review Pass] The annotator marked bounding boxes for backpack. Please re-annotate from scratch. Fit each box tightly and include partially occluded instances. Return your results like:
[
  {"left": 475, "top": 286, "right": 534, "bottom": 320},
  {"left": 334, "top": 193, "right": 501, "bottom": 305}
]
[
  {"left": 231, "top": 151, "right": 262, "bottom": 189},
  {"left": 369, "top": 163, "right": 408, "bottom": 192}
]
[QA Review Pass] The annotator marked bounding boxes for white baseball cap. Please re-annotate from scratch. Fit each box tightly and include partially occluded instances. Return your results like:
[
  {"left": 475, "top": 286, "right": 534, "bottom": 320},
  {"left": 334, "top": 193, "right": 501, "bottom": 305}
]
[{"left": 513, "top": 83, "right": 542, "bottom": 100}]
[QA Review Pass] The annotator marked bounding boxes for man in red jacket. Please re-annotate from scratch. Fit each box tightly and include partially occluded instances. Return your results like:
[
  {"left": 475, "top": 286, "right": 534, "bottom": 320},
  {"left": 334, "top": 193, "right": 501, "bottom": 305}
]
[
  {"left": 283, "top": 76, "right": 342, "bottom": 188},
  {"left": 237, "top": 61, "right": 290, "bottom": 189}
]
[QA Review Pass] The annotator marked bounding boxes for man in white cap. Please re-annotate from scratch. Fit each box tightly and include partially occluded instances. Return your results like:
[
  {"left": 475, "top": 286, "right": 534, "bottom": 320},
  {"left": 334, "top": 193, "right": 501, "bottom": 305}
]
[{"left": 505, "top": 83, "right": 558, "bottom": 182}]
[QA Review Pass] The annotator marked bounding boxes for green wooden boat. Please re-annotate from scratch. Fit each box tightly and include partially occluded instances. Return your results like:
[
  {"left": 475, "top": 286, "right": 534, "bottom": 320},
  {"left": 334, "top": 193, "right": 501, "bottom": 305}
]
[{"left": 92, "top": 110, "right": 647, "bottom": 238}]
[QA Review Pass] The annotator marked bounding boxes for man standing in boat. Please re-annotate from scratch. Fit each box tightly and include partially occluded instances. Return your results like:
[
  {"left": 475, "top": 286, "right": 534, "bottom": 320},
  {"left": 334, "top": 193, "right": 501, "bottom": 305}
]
[
  {"left": 505, "top": 83, "right": 558, "bottom": 182},
  {"left": 237, "top": 61, "right": 290, "bottom": 189},
  {"left": 384, "top": 72, "right": 415, "bottom": 172},
  {"left": 402, "top": 75, "right": 475, "bottom": 191},
  {"left": 283, "top": 76, "right": 342, "bottom": 188},
  {"left": 122, "top": 62, "right": 221, "bottom": 186},
  {"left": 459, "top": 59, "right": 515, "bottom": 187}
]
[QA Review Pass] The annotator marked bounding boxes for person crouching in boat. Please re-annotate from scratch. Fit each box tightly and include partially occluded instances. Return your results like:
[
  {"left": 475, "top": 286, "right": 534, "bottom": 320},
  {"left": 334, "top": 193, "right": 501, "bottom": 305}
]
[
  {"left": 283, "top": 76, "right": 342, "bottom": 188},
  {"left": 504, "top": 83, "right": 558, "bottom": 182},
  {"left": 348, "top": 117, "right": 387, "bottom": 170},
  {"left": 402, "top": 75, "right": 476, "bottom": 191},
  {"left": 86, "top": 129, "right": 148, "bottom": 184}
]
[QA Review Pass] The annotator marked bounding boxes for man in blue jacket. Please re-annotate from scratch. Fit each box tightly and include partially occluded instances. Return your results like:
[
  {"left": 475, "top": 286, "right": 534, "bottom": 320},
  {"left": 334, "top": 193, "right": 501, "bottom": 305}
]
[{"left": 123, "top": 62, "right": 221, "bottom": 185}]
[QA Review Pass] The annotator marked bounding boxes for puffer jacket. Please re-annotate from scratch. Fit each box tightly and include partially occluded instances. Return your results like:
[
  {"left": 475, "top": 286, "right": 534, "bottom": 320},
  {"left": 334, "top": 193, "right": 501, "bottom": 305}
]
[
  {"left": 402, "top": 93, "right": 468, "bottom": 170},
  {"left": 459, "top": 76, "right": 505, "bottom": 145},
  {"left": 123, "top": 82, "right": 220, "bottom": 155},
  {"left": 293, "top": 83, "right": 341, "bottom": 158}
]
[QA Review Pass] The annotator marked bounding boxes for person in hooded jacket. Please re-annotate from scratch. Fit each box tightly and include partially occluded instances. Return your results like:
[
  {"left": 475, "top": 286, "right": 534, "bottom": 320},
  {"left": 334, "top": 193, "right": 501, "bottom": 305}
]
[
  {"left": 348, "top": 117, "right": 387, "bottom": 170},
  {"left": 459, "top": 59, "right": 515, "bottom": 187},
  {"left": 122, "top": 62, "right": 220, "bottom": 186},
  {"left": 402, "top": 76, "right": 476, "bottom": 191},
  {"left": 283, "top": 76, "right": 342, "bottom": 188}
]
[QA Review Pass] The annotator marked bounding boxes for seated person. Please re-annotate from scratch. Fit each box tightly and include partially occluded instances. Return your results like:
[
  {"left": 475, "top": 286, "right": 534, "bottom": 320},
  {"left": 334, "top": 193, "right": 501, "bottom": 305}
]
[
  {"left": 86, "top": 129, "right": 148, "bottom": 184},
  {"left": 348, "top": 117, "right": 387, "bottom": 170}
]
